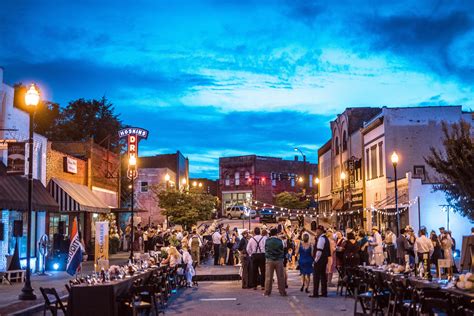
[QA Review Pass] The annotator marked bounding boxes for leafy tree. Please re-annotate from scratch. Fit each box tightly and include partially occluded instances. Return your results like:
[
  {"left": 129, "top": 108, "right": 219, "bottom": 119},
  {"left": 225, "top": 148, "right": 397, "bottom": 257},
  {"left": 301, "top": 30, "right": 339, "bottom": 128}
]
[
  {"left": 275, "top": 191, "right": 310, "bottom": 210},
  {"left": 425, "top": 120, "right": 474, "bottom": 220},
  {"left": 57, "top": 97, "right": 124, "bottom": 151},
  {"left": 153, "top": 186, "right": 218, "bottom": 229}
]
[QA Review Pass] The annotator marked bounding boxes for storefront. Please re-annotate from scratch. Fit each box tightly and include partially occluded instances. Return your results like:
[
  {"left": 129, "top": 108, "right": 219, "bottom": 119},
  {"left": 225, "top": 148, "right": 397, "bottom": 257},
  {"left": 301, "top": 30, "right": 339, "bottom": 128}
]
[
  {"left": 0, "top": 175, "right": 59, "bottom": 272},
  {"left": 47, "top": 177, "right": 110, "bottom": 267}
]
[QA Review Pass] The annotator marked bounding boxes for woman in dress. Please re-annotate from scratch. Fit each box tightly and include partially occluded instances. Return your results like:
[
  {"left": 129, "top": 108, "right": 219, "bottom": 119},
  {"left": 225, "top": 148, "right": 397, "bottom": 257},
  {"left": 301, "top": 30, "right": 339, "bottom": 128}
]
[
  {"left": 162, "top": 246, "right": 182, "bottom": 268},
  {"left": 343, "top": 232, "right": 360, "bottom": 268},
  {"left": 219, "top": 234, "right": 228, "bottom": 265},
  {"left": 440, "top": 231, "right": 453, "bottom": 267},
  {"left": 296, "top": 232, "right": 313, "bottom": 293},
  {"left": 430, "top": 230, "right": 443, "bottom": 275},
  {"left": 335, "top": 231, "right": 346, "bottom": 268},
  {"left": 326, "top": 230, "right": 337, "bottom": 286},
  {"left": 358, "top": 230, "right": 369, "bottom": 266}
]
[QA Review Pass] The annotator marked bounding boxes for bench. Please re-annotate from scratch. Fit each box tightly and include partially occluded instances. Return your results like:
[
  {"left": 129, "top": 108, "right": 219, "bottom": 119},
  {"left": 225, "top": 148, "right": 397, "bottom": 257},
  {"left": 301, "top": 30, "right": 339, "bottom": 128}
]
[{"left": 2, "top": 269, "right": 26, "bottom": 284}]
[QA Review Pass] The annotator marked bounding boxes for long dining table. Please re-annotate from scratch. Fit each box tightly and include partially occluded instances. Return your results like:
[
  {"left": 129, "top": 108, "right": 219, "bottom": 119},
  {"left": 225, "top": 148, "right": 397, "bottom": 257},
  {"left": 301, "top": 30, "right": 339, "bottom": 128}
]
[{"left": 67, "top": 267, "right": 158, "bottom": 316}]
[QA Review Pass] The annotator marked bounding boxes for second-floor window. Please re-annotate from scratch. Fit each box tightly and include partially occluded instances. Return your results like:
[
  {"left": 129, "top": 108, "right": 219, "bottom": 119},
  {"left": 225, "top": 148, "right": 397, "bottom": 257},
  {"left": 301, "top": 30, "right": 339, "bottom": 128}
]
[
  {"left": 225, "top": 175, "right": 230, "bottom": 186},
  {"left": 235, "top": 172, "right": 240, "bottom": 185},
  {"left": 140, "top": 181, "right": 148, "bottom": 193}
]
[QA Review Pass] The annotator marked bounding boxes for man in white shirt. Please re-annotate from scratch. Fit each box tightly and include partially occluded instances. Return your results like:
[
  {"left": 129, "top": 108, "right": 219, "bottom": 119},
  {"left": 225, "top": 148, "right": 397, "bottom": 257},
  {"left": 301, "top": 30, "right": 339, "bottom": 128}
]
[
  {"left": 246, "top": 227, "right": 267, "bottom": 290},
  {"left": 414, "top": 227, "right": 434, "bottom": 277},
  {"left": 384, "top": 228, "right": 397, "bottom": 264},
  {"left": 370, "top": 226, "right": 384, "bottom": 266},
  {"left": 212, "top": 229, "right": 222, "bottom": 265}
]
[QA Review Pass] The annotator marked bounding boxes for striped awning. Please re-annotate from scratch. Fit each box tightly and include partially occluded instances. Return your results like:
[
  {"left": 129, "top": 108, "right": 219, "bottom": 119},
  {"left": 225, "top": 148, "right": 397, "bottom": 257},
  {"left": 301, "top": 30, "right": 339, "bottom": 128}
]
[
  {"left": 0, "top": 175, "right": 59, "bottom": 212},
  {"left": 48, "top": 178, "right": 110, "bottom": 213}
]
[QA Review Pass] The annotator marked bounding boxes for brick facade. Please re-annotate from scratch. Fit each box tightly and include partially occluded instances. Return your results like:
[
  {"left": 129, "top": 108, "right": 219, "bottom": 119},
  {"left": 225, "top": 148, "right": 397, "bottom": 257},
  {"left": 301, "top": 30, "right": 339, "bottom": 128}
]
[{"left": 219, "top": 155, "right": 317, "bottom": 214}]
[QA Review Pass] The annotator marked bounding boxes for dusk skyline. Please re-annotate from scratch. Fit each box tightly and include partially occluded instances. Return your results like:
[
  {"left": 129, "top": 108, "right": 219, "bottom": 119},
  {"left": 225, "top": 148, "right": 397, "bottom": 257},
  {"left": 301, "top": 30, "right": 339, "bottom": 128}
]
[{"left": 2, "top": 1, "right": 473, "bottom": 179}]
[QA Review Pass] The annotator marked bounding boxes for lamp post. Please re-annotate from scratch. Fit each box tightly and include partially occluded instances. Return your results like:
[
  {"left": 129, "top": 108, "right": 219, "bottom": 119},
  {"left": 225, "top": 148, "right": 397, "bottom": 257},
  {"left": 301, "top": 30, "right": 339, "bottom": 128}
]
[
  {"left": 391, "top": 151, "right": 400, "bottom": 236},
  {"left": 19, "top": 84, "right": 40, "bottom": 300},
  {"left": 128, "top": 155, "right": 137, "bottom": 261},
  {"left": 294, "top": 147, "right": 307, "bottom": 193},
  {"left": 181, "top": 178, "right": 187, "bottom": 191}
]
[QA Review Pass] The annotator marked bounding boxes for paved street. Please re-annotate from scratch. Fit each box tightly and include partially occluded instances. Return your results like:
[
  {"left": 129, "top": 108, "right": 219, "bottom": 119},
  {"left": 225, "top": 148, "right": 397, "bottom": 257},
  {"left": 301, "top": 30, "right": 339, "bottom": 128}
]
[{"left": 166, "top": 269, "right": 353, "bottom": 316}]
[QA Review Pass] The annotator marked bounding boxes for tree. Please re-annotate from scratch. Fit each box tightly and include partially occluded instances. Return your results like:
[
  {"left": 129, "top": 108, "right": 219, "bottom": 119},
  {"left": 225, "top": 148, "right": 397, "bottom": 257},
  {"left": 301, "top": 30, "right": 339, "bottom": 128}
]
[
  {"left": 425, "top": 120, "right": 474, "bottom": 220},
  {"left": 153, "top": 186, "right": 218, "bottom": 229},
  {"left": 275, "top": 191, "right": 310, "bottom": 210},
  {"left": 57, "top": 97, "right": 124, "bottom": 151}
]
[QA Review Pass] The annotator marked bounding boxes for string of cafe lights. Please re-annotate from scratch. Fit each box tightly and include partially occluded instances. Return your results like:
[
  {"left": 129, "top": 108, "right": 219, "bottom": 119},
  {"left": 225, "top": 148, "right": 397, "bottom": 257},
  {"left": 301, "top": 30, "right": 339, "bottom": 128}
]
[{"left": 251, "top": 196, "right": 418, "bottom": 218}]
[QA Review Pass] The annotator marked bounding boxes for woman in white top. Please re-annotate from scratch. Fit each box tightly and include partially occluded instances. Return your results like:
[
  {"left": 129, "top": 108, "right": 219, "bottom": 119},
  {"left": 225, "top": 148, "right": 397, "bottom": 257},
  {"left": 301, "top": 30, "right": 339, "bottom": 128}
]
[
  {"left": 162, "top": 246, "right": 182, "bottom": 268},
  {"left": 182, "top": 247, "right": 196, "bottom": 287}
]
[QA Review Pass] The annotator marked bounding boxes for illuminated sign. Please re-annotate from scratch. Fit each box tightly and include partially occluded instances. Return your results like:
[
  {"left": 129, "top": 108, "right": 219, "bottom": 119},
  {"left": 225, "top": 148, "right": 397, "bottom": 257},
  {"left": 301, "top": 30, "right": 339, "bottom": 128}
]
[
  {"left": 119, "top": 127, "right": 149, "bottom": 180},
  {"left": 118, "top": 128, "right": 149, "bottom": 139}
]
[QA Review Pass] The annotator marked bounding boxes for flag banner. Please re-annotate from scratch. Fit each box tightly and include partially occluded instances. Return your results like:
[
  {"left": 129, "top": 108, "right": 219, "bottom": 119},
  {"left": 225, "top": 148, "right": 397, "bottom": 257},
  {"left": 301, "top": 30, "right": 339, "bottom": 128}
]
[
  {"left": 94, "top": 221, "right": 109, "bottom": 271},
  {"left": 66, "top": 217, "right": 83, "bottom": 276}
]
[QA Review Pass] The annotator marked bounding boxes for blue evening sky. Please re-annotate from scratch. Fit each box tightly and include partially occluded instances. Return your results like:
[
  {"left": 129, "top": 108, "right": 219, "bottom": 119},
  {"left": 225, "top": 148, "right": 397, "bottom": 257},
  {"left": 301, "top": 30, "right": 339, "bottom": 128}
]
[{"left": 1, "top": 1, "right": 473, "bottom": 178}]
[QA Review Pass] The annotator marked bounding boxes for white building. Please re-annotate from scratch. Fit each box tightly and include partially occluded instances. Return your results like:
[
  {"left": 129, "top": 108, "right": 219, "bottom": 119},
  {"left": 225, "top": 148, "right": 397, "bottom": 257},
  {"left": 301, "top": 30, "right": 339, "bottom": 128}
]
[{"left": 361, "top": 106, "right": 473, "bottom": 243}]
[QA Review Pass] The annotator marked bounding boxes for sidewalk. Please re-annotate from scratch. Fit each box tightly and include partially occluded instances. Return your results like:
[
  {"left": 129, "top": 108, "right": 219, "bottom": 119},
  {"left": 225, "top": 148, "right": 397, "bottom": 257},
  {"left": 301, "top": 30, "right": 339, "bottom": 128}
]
[{"left": 0, "top": 252, "right": 130, "bottom": 315}]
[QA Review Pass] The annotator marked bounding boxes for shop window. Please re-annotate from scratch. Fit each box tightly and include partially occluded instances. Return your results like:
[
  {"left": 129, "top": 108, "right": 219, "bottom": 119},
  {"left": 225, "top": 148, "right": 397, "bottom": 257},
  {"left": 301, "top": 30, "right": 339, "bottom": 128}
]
[
  {"left": 413, "top": 165, "right": 426, "bottom": 180},
  {"left": 309, "top": 174, "right": 313, "bottom": 188},
  {"left": 365, "top": 148, "right": 369, "bottom": 179},
  {"left": 140, "top": 181, "right": 148, "bottom": 193},
  {"left": 370, "top": 145, "right": 377, "bottom": 179},
  {"left": 245, "top": 171, "right": 250, "bottom": 180}
]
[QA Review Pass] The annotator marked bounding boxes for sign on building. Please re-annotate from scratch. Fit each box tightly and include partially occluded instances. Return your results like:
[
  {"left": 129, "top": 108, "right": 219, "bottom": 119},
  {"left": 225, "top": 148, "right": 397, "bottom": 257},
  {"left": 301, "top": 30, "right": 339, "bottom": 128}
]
[
  {"left": 118, "top": 127, "right": 149, "bottom": 180},
  {"left": 63, "top": 156, "right": 78, "bottom": 174},
  {"left": 7, "top": 142, "right": 26, "bottom": 174}
]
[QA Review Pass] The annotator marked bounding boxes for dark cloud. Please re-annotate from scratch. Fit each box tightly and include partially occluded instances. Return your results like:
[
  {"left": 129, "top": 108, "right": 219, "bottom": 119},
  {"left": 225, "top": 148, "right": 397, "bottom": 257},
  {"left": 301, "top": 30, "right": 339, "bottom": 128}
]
[
  {"left": 2, "top": 58, "right": 215, "bottom": 105},
  {"left": 365, "top": 11, "right": 474, "bottom": 82},
  {"left": 285, "top": 0, "right": 324, "bottom": 27}
]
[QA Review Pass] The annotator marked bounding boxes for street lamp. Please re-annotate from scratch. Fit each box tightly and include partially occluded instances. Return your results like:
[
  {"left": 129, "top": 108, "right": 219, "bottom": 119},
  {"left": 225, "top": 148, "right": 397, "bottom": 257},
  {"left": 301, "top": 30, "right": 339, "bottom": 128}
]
[
  {"left": 391, "top": 151, "right": 400, "bottom": 235},
  {"left": 19, "top": 84, "right": 40, "bottom": 300},
  {"left": 340, "top": 171, "right": 346, "bottom": 231},
  {"left": 198, "top": 182, "right": 203, "bottom": 188},
  {"left": 192, "top": 181, "right": 197, "bottom": 187},
  {"left": 128, "top": 155, "right": 137, "bottom": 261},
  {"left": 294, "top": 147, "right": 307, "bottom": 192}
]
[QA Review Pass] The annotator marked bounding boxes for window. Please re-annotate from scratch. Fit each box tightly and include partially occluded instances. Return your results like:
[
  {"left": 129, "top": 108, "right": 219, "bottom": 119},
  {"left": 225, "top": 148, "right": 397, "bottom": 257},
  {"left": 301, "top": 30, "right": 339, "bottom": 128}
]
[
  {"left": 365, "top": 148, "right": 370, "bottom": 179},
  {"left": 342, "top": 131, "right": 347, "bottom": 151},
  {"left": 413, "top": 165, "right": 426, "bottom": 180},
  {"left": 225, "top": 175, "right": 230, "bottom": 186},
  {"left": 370, "top": 145, "right": 377, "bottom": 179},
  {"left": 235, "top": 172, "right": 240, "bottom": 185},
  {"left": 140, "top": 181, "right": 148, "bottom": 193},
  {"left": 244, "top": 171, "right": 250, "bottom": 180},
  {"left": 335, "top": 137, "right": 340, "bottom": 155},
  {"left": 309, "top": 174, "right": 313, "bottom": 188},
  {"left": 378, "top": 142, "right": 384, "bottom": 177}
]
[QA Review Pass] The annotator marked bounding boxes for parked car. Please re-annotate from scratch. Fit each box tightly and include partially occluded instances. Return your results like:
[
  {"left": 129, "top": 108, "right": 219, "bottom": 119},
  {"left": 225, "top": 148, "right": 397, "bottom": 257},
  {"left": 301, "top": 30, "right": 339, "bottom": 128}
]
[
  {"left": 226, "top": 205, "right": 256, "bottom": 219},
  {"left": 259, "top": 208, "right": 277, "bottom": 223}
]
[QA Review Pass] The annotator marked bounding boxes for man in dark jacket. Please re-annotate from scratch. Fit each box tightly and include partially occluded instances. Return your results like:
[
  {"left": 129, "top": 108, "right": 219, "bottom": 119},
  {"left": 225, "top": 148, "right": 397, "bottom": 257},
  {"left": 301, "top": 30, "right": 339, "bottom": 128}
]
[
  {"left": 310, "top": 225, "right": 330, "bottom": 298},
  {"left": 237, "top": 229, "right": 251, "bottom": 288},
  {"left": 396, "top": 228, "right": 409, "bottom": 265},
  {"left": 264, "top": 228, "right": 287, "bottom": 296}
]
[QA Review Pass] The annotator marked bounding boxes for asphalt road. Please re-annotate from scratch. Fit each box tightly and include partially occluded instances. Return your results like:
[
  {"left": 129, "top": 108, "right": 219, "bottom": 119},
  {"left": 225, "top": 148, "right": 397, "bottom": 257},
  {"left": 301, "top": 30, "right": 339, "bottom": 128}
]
[{"left": 166, "top": 269, "right": 354, "bottom": 316}]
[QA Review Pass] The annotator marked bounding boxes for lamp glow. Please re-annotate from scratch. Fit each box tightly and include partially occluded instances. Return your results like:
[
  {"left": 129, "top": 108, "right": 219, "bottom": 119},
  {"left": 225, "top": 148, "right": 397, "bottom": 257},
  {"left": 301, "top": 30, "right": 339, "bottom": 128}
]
[
  {"left": 181, "top": 178, "right": 187, "bottom": 185},
  {"left": 315, "top": 177, "right": 320, "bottom": 184},
  {"left": 340, "top": 171, "right": 346, "bottom": 180},
  {"left": 52, "top": 263, "right": 59, "bottom": 270},
  {"left": 198, "top": 182, "right": 203, "bottom": 187},
  {"left": 192, "top": 181, "right": 197, "bottom": 187},
  {"left": 391, "top": 151, "right": 399, "bottom": 165},
  {"left": 164, "top": 174, "right": 171, "bottom": 182},
  {"left": 129, "top": 155, "right": 137, "bottom": 167},
  {"left": 25, "top": 84, "right": 40, "bottom": 107}
]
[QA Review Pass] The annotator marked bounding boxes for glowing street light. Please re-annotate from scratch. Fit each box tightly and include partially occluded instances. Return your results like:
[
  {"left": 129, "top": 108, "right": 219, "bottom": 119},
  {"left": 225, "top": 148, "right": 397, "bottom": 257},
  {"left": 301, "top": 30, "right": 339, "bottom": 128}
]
[
  {"left": 19, "top": 84, "right": 40, "bottom": 300},
  {"left": 164, "top": 173, "right": 171, "bottom": 182}
]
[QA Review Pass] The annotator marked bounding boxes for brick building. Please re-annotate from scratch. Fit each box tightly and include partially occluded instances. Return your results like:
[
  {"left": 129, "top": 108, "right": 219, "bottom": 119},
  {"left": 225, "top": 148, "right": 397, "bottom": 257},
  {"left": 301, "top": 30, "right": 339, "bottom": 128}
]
[
  {"left": 46, "top": 139, "right": 120, "bottom": 255},
  {"left": 189, "top": 178, "right": 218, "bottom": 196},
  {"left": 219, "top": 155, "right": 317, "bottom": 215},
  {"left": 138, "top": 151, "right": 189, "bottom": 190}
]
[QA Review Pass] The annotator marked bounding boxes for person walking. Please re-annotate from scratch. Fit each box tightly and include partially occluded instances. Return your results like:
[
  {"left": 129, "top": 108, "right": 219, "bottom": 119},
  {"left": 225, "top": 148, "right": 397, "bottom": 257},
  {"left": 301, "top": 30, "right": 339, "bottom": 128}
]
[
  {"left": 212, "top": 229, "right": 222, "bottom": 265},
  {"left": 247, "top": 227, "right": 267, "bottom": 290},
  {"left": 264, "top": 228, "right": 287, "bottom": 296},
  {"left": 335, "top": 231, "right": 346, "bottom": 269},
  {"left": 309, "top": 225, "right": 330, "bottom": 298},
  {"left": 237, "top": 229, "right": 251, "bottom": 288},
  {"left": 188, "top": 229, "right": 202, "bottom": 265},
  {"left": 396, "top": 228, "right": 409, "bottom": 265},
  {"left": 358, "top": 230, "right": 369, "bottom": 265},
  {"left": 296, "top": 232, "right": 313, "bottom": 293}
]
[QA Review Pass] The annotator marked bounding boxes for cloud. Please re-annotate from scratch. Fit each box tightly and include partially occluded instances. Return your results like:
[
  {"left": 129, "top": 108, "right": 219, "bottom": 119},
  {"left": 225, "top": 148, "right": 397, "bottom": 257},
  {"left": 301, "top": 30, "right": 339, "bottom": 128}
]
[{"left": 363, "top": 10, "right": 474, "bottom": 83}]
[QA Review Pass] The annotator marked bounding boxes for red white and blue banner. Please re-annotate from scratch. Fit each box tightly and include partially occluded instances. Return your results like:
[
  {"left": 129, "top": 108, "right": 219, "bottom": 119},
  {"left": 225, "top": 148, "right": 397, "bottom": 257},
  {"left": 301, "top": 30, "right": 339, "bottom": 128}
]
[{"left": 66, "top": 217, "right": 83, "bottom": 276}]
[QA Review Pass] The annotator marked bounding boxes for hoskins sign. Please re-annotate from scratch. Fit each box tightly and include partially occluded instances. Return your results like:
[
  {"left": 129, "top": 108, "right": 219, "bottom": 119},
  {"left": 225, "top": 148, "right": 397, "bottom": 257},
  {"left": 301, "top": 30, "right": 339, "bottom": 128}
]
[
  {"left": 118, "top": 127, "right": 149, "bottom": 139},
  {"left": 118, "top": 127, "right": 149, "bottom": 180}
]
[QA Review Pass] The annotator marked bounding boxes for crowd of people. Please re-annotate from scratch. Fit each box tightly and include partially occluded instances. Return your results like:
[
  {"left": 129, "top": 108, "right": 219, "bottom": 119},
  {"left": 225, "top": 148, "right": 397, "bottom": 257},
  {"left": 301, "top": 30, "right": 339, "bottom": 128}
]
[{"left": 118, "top": 219, "right": 464, "bottom": 296}]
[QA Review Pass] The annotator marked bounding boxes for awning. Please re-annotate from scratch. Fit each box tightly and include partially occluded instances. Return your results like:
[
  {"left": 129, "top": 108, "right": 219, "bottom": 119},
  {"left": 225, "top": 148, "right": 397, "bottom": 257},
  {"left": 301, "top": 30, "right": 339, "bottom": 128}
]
[
  {"left": 111, "top": 207, "right": 148, "bottom": 213},
  {"left": 48, "top": 178, "right": 110, "bottom": 213},
  {"left": 332, "top": 199, "right": 343, "bottom": 211},
  {"left": 0, "top": 175, "right": 59, "bottom": 212}
]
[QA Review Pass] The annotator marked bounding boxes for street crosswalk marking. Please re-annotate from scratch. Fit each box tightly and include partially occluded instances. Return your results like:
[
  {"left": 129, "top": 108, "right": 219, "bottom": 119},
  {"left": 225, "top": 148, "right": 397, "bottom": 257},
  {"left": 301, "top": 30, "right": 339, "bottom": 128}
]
[{"left": 199, "top": 298, "right": 237, "bottom": 301}]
